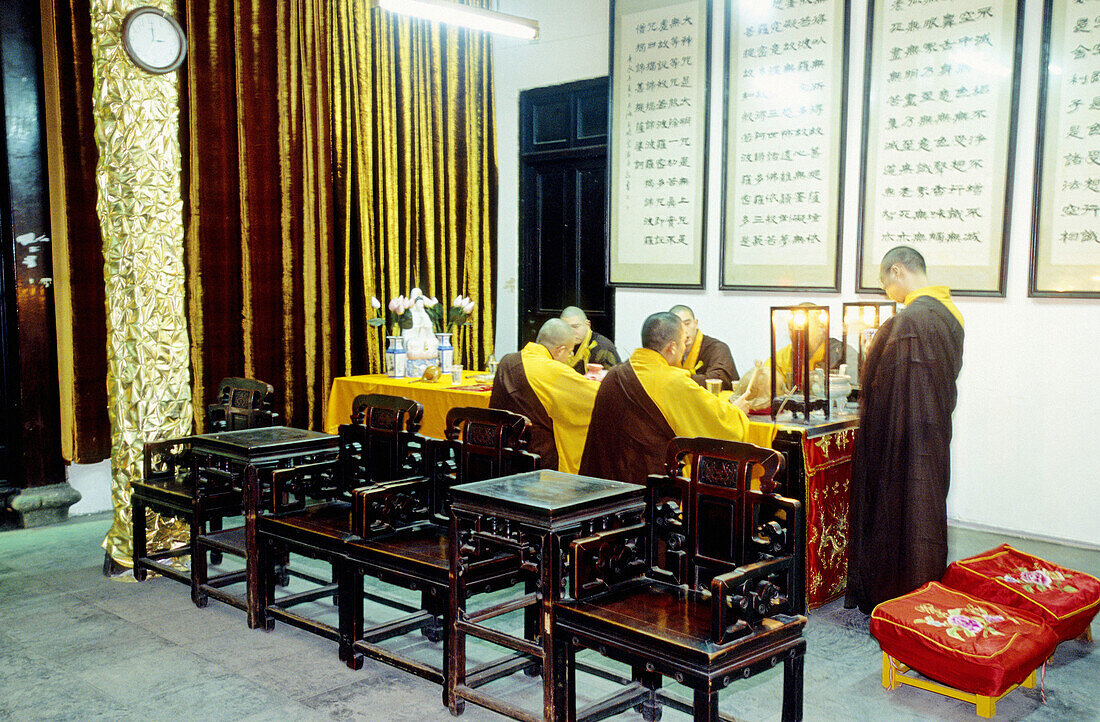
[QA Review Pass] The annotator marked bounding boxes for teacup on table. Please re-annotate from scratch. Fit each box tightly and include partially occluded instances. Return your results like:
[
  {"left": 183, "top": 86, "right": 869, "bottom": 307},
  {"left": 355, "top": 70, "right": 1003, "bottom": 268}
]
[{"left": 584, "top": 363, "right": 605, "bottom": 381}]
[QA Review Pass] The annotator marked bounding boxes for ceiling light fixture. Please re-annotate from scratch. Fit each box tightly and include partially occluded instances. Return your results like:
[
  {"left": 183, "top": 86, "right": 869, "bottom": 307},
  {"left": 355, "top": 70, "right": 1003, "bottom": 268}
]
[{"left": 372, "top": 0, "right": 539, "bottom": 40}]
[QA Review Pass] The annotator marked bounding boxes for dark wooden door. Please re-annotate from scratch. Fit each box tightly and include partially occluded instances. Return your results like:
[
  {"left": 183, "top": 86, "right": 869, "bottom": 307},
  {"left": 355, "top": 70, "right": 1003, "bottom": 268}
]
[{"left": 518, "top": 78, "right": 613, "bottom": 345}]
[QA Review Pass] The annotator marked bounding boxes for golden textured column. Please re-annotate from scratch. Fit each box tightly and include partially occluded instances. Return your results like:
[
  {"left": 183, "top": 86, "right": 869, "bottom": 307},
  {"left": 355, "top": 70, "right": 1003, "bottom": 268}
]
[{"left": 93, "top": 0, "right": 193, "bottom": 569}]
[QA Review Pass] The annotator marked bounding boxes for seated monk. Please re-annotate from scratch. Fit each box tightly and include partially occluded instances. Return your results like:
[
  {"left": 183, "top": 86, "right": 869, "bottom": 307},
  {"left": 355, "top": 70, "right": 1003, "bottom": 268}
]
[
  {"left": 561, "top": 306, "right": 620, "bottom": 374},
  {"left": 669, "top": 304, "right": 739, "bottom": 390},
  {"left": 489, "top": 318, "right": 600, "bottom": 474},
  {"left": 579, "top": 312, "right": 752, "bottom": 485}
]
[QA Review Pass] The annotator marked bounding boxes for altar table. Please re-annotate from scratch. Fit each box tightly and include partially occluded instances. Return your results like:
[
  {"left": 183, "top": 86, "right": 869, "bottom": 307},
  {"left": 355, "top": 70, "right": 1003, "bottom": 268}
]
[
  {"left": 325, "top": 373, "right": 856, "bottom": 608},
  {"left": 324, "top": 373, "right": 491, "bottom": 438}
]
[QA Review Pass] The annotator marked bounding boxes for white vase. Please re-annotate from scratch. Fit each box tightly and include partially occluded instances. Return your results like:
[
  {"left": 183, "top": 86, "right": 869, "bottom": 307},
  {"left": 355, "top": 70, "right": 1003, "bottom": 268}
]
[{"left": 435, "top": 332, "right": 453, "bottom": 373}]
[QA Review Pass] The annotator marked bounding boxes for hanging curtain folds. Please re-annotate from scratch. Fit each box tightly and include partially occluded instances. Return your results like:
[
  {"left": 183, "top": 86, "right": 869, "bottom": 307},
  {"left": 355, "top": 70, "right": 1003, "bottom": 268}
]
[
  {"left": 44, "top": 0, "right": 499, "bottom": 458},
  {"left": 331, "top": 0, "right": 497, "bottom": 375}
]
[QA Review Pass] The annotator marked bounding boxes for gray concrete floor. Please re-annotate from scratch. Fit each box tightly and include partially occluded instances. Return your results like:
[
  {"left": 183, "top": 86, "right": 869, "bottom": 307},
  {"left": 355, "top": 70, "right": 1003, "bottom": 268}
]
[{"left": 0, "top": 513, "right": 1096, "bottom": 721}]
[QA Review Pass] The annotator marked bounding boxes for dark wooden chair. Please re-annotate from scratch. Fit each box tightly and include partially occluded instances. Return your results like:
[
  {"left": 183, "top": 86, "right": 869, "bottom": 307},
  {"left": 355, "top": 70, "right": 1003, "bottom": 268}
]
[
  {"left": 339, "top": 406, "right": 539, "bottom": 706},
  {"left": 132, "top": 376, "right": 277, "bottom": 587},
  {"left": 552, "top": 437, "right": 807, "bottom": 722},
  {"left": 206, "top": 377, "right": 279, "bottom": 431},
  {"left": 254, "top": 394, "right": 430, "bottom": 658}
]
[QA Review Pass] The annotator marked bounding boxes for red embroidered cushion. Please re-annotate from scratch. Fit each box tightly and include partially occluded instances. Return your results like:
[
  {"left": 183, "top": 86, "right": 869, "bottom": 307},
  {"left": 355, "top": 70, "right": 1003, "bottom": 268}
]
[
  {"left": 871, "top": 582, "right": 1059, "bottom": 697},
  {"left": 942, "top": 544, "right": 1100, "bottom": 641}
]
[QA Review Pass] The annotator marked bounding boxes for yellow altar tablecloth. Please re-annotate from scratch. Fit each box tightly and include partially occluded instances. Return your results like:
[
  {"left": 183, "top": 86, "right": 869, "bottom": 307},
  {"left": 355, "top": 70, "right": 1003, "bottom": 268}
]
[
  {"left": 324, "top": 373, "right": 492, "bottom": 439},
  {"left": 325, "top": 373, "right": 778, "bottom": 448}
]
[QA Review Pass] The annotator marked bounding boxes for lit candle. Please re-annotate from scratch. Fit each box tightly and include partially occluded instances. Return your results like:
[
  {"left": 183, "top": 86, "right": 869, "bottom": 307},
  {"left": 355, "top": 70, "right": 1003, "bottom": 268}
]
[{"left": 791, "top": 310, "right": 806, "bottom": 392}]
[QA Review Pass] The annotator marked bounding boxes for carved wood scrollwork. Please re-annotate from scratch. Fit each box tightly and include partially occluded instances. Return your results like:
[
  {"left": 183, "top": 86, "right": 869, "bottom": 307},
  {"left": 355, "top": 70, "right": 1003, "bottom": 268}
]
[
  {"left": 352, "top": 480, "right": 431, "bottom": 538},
  {"left": 569, "top": 523, "right": 648, "bottom": 601},
  {"left": 711, "top": 559, "right": 796, "bottom": 644},
  {"left": 698, "top": 456, "right": 740, "bottom": 489}
]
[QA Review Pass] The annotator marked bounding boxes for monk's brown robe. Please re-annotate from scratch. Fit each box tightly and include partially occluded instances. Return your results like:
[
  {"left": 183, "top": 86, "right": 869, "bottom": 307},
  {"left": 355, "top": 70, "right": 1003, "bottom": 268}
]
[
  {"left": 570, "top": 330, "right": 621, "bottom": 374},
  {"left": 489, "top": 352, "right": 557, "bottom": 470},
  {"left": 578, "top": 362, "right": 674, "bottom": 484},
  {"left": 688, "top": 334, "right": 739, "bottom": 389},
  {"left": 845, "top": 294, "right": 964, "bottom": 613}
]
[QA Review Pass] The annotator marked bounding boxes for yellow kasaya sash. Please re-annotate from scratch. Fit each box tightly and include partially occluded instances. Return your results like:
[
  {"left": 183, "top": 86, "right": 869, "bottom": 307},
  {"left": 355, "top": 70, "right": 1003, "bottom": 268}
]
[
  {"left": 521, "top": 343, "right": 600, "bottom": 474},
  {"left": 630, "top": 348, "right": 751, "bottom": 442},
  {"left": 772, "top": 342, "right": 826, "bottom": 378},
  {"left": 567, "top": 327, "right": 597, "bottom": 369},
  {"left": 904, "top": 285, "right": 964, "bottom": 329},
  {"left": 678, "top": 331, "right": 703, "bottom": 373}
]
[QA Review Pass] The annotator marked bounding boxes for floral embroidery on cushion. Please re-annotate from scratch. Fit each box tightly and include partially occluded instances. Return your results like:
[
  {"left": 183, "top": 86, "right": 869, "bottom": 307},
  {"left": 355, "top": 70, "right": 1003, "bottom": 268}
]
[
  {"left": 913, "top": 602, "right": 1011, "bottom": 642},
  {"left": 999, "top": 567, "right": 1079, "bottom": 594}
]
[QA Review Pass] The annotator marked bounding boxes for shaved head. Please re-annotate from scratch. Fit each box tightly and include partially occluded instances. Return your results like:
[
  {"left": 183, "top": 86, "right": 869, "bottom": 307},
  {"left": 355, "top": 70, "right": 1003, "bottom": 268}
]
[
  {"left": 560, "top": 306, "right": 587, "bottom": 322},
  {"left": 537, "top": 318, "right": 574, "bottom": 349},
  {"left": 642, "top": 312, "right": 683, "bottom": 352},
  {"left": 879, "top": 245, "right": 929, "bottom": 303},
  {"left": 560, "top": 306, "right": 591, "bottom": 344},
  {"left": 669, "top": 304, "right": 699, "bottom": 350},
  {"left": 879, "top": 245, "right": 926, "bottom": 281}
]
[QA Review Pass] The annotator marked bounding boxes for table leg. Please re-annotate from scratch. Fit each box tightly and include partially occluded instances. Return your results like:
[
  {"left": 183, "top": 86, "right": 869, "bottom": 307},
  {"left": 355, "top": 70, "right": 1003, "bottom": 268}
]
[
  {"left": 132, "top": 496, "right": 147, "bottom": 582},
  {"left": 244, "top": 464, "right": 262, "bottom": 629},
  {"left": 446, "top": 513, "right": 466, "bottom": 716},
  {"left": 338, "top": 562, "right": 363, "bottom": 669},
  {"left": 542, "top": 530, "right": 565, "bottom": 721}
]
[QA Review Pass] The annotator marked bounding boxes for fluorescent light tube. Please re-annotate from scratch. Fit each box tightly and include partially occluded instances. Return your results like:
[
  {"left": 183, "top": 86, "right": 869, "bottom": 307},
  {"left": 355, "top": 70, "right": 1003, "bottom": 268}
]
[{"left": 374, "top": 0, "right": 539, "bottom": 40}]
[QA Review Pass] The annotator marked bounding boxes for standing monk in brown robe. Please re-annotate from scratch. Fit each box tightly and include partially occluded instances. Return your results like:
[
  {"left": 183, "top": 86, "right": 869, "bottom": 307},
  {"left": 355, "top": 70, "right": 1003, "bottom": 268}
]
[
  {"left": 846, "top": 246, "right": 965, "bottom": 614},
  {"left": 669, "top": 305, "right": 739, "bottom": 390},
  {"left": 489, "top": 319, "right": 600, "bottom": 473},
  {"left": 579, "top": 312, "right": 752, "bottom": 485}
]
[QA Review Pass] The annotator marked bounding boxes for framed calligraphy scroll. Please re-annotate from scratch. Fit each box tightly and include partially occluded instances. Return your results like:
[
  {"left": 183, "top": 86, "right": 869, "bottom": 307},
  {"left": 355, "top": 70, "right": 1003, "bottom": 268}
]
[
  {"left": 609, "top": 0, "right": 710, "bottom": 288},
  {"left": 1030, "top": 0, "right": 1100, "bottom": 298},
  {"left": 857, "top": 0, "right": 1023, "bottom": 296},
  {"left": 720, "top": 0, "right": 850, "bottom": 292}
]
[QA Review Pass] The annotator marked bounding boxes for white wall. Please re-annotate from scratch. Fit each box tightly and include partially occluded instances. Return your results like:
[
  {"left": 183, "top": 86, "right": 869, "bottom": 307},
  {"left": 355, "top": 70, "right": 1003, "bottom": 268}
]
[{"left": 495, "top": 0, "right": 1099, "bottom": 548}]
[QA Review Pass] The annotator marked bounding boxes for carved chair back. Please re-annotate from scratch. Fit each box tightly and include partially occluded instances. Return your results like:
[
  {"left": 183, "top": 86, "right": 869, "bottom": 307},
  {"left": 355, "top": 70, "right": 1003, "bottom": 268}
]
[
  {"left": 647, "top": 437, "right": 792, "bottom": 589},
  {"left": 270, "top": 394, "right": 428, "bottom": 514},
  {"left": 345, "top": 393, "right": 426, "bottom": 484},
  {"left": 571, "top": 437, "right": 804, "bottom": 621},
  {"left": 206, "top": 377, "right": 279, "bottom": 432},
  {"left": 142, "top": 437, "right": 192, "bottom": 485},
  {"left": 350, "top": 406, "right": 538, "bottom": 539},
  {"left": 434, "top": 406, "right": 539, "bottom": 514}
]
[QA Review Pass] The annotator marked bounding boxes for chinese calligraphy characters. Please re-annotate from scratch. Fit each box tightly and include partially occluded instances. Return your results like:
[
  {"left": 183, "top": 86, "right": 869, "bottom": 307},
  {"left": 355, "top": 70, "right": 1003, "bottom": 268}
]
[
  {"left": 723, "top": 0, "right": 846, "bottom": 288},
  {"left": 611, "top": 0, "right": 707, "bottom": 283}
]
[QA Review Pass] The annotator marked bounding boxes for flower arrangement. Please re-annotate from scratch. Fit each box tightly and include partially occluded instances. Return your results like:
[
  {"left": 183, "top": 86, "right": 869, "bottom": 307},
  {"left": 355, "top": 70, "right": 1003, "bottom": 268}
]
[
  {"left": 430, "top": 295, "right": 476, "bottom": 333},
  {"left": 386, "top": 290, "right": 421, "bottom": 335},
  {"left": 367, "top": 296, "right": 385, "bottom": 330},
  {"left": 383, "top": 288, "right": 475, "bottom": 335}
]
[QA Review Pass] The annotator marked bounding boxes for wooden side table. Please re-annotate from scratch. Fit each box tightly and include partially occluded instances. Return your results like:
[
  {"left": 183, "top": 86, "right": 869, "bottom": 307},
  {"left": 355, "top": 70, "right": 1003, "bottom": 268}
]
[
  {"left": 189, "top": 426, "right": 338, "bottom": 627},
  {"left": 447, "top": 470, "right": 646, "bottom": 721}
]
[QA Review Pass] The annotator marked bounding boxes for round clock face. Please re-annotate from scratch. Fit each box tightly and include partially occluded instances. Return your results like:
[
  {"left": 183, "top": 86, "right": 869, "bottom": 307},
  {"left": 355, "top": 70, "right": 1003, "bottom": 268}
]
[{"left": 122, "top": 7, "right": 187, "bottom": 74}]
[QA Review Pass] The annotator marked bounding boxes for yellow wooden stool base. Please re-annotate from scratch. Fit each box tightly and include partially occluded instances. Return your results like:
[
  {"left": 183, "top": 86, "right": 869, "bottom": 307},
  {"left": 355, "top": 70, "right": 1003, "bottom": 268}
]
[{"left": 881, "top": 652, "right": 1037, "bottom": 718}]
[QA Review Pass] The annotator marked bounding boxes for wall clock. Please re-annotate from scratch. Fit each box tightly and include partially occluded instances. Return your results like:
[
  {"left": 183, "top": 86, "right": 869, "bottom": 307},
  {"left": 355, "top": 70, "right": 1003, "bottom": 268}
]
[{"left": 122, "top": 7, "right": 187, "bottom": 74}]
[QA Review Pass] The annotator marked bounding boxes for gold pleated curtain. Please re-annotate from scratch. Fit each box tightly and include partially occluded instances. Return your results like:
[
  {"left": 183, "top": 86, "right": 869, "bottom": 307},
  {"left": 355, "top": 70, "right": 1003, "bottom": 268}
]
[
  {"left": 183, "top": 0, "right": 337, "bottom": 433},
  {"left": 331, "top": 1, "right": 497, "bottom": 379},
  {"left": 186, "top": 0, "right": 498, "bottom": 434},
  {"left": 46, "top": 0, "right": 497, "bottom": 469}
]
